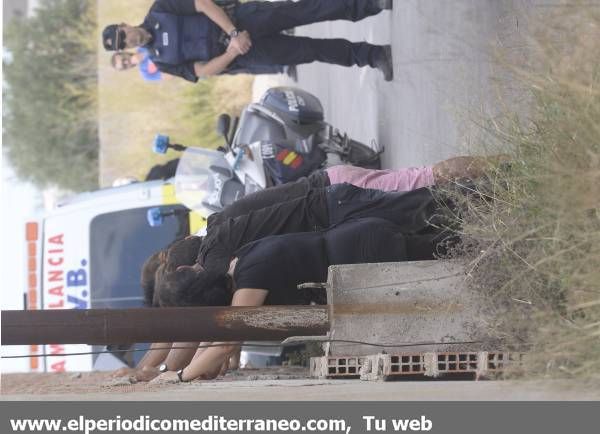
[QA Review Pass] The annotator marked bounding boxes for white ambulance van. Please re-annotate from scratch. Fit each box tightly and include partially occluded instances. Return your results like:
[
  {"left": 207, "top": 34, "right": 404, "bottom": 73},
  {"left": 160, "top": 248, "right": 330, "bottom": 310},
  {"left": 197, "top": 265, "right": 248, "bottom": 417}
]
[{"left": 23, "top": 180, "right": 205, "bottom": 372}]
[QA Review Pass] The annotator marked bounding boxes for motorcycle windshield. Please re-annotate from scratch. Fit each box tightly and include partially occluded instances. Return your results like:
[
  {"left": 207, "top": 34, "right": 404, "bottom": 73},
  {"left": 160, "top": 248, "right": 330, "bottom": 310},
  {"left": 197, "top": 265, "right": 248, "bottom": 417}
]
[{"left": 174, "top": 147, "right": 228, "bottom": 219}]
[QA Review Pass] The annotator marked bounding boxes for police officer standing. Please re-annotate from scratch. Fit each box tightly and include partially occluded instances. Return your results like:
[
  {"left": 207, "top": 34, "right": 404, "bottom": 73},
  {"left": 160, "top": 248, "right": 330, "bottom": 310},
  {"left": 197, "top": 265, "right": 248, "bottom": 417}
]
[{"left": 102, "top": 0, "right": 394, "bottom": 83}]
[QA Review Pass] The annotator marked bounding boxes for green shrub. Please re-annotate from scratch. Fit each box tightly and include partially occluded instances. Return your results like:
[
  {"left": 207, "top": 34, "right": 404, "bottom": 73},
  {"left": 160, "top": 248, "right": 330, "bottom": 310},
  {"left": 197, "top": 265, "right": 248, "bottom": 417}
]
[{"left": 449, "top": 3, "right": 600, "bottom": 379}]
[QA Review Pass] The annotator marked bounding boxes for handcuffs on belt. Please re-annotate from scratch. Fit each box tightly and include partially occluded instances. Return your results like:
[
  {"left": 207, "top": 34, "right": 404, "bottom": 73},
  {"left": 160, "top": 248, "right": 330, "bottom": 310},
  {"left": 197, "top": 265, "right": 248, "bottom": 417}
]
[{"left": 217, "top": 0, "right": 240, "bottom": 46}]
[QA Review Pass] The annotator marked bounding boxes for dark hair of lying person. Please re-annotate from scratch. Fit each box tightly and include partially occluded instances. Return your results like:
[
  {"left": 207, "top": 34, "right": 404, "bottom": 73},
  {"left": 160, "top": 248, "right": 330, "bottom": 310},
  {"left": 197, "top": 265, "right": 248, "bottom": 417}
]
[
  {"left": 163, "top": 236, "right": 203, "bottom": 273},
  {"left": 141, "top": 251, "right": 163, "bottom": 307},
  {"left": 158, "top": 267, "right": 232, "bottom": 307},
  {"left": 140, "top": 236, "right": 203, "bottom": 307}
]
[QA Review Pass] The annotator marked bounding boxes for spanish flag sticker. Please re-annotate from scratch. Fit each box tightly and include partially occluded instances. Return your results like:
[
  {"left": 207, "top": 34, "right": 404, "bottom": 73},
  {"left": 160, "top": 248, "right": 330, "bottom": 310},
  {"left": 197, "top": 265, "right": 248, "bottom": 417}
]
[{"left": 276, "top": 150, "right": 304, "bottom": 169}]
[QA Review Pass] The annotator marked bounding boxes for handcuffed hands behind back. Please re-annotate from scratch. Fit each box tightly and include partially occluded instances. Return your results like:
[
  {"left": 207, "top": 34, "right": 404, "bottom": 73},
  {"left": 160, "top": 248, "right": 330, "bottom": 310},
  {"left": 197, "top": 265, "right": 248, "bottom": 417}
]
[{"left": 227, "top": 30, "right": 252, "bottom": 55}]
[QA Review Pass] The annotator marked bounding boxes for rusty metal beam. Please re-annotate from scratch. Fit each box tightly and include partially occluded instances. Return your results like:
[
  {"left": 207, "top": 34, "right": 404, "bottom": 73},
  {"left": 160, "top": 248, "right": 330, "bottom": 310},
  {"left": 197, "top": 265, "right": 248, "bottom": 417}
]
[{"left": 1, "top": 306, "right": 330, "bottom": 345}]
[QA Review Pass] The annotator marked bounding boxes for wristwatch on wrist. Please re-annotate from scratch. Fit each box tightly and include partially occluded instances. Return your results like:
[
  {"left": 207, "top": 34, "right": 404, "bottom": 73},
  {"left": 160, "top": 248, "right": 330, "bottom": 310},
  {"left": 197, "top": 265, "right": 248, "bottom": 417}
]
[
  {"left": 176, "top": 369, "right": 185, "bottom": 382},
  {"left": 228, "top": 28, "right": 240, "bottom": 38},
  {"left": 158, "top": 364, "right": 168, "bottom": 373}
]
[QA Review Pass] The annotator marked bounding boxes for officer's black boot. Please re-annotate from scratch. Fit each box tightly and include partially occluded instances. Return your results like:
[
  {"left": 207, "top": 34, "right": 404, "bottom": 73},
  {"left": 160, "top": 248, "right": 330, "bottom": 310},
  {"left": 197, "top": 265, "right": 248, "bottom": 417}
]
[
  {"left": 375, "top": 0, "right": 393, "bottom": 10},
  {"left": 285, "top": 65, "right": 298, "bottom": 82},
  {"left": 372, "top": 45, "right": 394, "bottom": 81}
]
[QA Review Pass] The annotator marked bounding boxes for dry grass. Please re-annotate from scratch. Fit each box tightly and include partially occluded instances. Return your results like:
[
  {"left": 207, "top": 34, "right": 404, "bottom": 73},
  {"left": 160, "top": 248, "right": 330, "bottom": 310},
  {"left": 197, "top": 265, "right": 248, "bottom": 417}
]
[
  {"left": 447, "top": 1, "right": 600, "bottom": 379},
  {"left": 97, "top": 0, "right": 253, "bottom": 186}
]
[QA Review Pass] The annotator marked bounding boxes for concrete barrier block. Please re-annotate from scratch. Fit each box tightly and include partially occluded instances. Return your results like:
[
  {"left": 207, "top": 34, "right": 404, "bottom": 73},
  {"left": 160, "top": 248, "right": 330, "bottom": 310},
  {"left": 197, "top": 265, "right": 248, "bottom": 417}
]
[{"left": 325, "top": 261, "right": 493, "bottom": 356}]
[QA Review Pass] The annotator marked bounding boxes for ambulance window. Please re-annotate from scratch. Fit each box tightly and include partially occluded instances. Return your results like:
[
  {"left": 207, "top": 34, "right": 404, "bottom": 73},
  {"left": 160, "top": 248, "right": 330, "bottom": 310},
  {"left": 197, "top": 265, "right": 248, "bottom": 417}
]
[{"left": 89, "top": 205, "right": 189, "bottom": 308}]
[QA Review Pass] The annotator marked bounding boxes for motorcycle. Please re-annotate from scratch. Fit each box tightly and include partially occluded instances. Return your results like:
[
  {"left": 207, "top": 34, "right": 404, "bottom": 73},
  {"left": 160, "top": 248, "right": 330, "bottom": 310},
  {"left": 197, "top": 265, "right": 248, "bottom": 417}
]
[{"left": 151, "top": 86, "right": 383, "bottom": 220}]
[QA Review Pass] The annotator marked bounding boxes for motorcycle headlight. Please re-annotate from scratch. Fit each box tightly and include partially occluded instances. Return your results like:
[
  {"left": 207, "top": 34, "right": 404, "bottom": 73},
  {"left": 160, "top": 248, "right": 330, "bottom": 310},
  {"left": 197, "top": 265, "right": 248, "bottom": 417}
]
[{"left": 244, "top": 174, "right": 262, "bottom": 195}]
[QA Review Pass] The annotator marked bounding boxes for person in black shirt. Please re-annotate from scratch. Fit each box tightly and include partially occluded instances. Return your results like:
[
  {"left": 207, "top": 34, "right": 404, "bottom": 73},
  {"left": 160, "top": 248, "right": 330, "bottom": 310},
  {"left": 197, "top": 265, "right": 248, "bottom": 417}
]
[
  {"left": 213, "top": 217, "right": 442, "bottom": 305},
  {"left": 101, "top": 0, "right": 394, "bottom": 82},
  {"left": 152, "top": 153, "right": 505, "bottom": 300},
  {"left": 142, "top": 154, "right": 505, "bottom": 306},
  {"left": 133, "top": 153, "right": 502, "bottom": 379},
  {"left": 152, "top": 216, "right": 449, "bottom": 383},
  {"left": 129, "top": 183, "right": 448, "bottom": 381},
  {"left": 150, "top": 183, "right": 445, "bottom": 306},
  {"left": 199, "top": 184, "right": 442, "bottom": 274}
]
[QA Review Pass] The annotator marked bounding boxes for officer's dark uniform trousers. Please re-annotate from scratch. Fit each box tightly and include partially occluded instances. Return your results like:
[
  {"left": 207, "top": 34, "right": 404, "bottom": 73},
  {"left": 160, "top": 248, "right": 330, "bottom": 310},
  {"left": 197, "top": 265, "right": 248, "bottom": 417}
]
[{"left": 231, "top": 0, "right": 384, "bottom": 69}]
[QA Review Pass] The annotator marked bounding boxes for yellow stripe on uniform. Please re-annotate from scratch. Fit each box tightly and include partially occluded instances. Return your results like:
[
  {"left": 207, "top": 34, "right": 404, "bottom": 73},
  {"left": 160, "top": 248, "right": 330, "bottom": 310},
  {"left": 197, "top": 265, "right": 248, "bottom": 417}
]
[{"left": 283, "top": 151, "right": 297, "bottom": 165}]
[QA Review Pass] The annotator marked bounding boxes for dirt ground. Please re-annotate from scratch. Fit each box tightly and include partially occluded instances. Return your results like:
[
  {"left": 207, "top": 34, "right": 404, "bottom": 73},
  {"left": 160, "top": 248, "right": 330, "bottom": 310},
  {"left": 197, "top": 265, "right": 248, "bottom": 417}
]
[
  {"left": 0, "top": 367, "right": 308, "bottom": 397},
  {"left": 2, "top": 369, "right": 599, "bottom": 401}
]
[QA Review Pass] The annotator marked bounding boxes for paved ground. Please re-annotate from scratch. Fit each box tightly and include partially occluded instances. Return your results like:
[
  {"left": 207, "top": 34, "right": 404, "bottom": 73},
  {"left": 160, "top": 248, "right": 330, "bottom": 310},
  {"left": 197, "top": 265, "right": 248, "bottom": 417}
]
[
  {"left": 258, "top": 0, "right": 536, "bottom": 169},
  {"left": 2, "top": 372, "right": 599, "bottom": 401}
]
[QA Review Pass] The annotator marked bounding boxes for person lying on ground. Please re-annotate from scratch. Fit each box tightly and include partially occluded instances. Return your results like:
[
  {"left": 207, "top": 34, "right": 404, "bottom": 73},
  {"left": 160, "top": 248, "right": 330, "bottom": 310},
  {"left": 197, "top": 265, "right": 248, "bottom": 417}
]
[
  {"left": 159, "top": 153, "right": 508, "bottom": 292},
  {"left": 122, "top": 155, "right": 504, "bottom": 377},
  {"left": 181, "top": 183, "right": 447, "bottom": 285},
  {"left": 211, "top": 155, "right": 508, "bottom": 226},
  {"left": 151, "top": 216, "right": 455, "bottom": 383},
  {"left": 127, "top": 183, "right": 457, "bottom": 380},
  {"left": 140, "top": 155, "right": 497, "bottom": 302}
]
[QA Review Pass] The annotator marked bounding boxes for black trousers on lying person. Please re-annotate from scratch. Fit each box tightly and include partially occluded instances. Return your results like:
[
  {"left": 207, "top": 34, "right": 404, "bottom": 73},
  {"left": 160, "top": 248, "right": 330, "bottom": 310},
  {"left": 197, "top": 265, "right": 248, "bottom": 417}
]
[
  {"left": 213, "top": 176, "right": 447, "bottom": 239},
  {"left": 325, "top": 183, "right": 443, "bottom": 235},
  {"left": 210, "top": 171, "right": 330, "bottom": 226},
  {"left": 199, "top": 183, "right": 455, "bottom": 275}
]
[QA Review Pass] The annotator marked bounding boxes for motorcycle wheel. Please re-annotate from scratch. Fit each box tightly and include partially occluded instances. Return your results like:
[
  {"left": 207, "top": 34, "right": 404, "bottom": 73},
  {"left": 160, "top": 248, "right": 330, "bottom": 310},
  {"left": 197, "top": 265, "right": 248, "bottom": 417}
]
[{"left": 346, "top": 140, "right": 382, "bottom": 170}]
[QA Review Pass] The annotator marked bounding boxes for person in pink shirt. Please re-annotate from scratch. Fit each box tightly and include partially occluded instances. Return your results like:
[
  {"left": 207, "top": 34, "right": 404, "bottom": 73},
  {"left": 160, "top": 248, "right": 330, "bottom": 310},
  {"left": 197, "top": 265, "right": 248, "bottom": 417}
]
[
  {"left": 210, "top": 154, "right": 507, "bottom": 223},
  {"left": 325, "top": 155, "right": 506, "bottom": 192}
]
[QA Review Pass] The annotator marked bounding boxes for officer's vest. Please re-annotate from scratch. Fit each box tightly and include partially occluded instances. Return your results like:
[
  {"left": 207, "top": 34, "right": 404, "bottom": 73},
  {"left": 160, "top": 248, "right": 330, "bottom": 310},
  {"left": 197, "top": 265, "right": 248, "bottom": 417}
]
[{"left": 147, "top": 11, "right": 221, "bottom": 65}]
